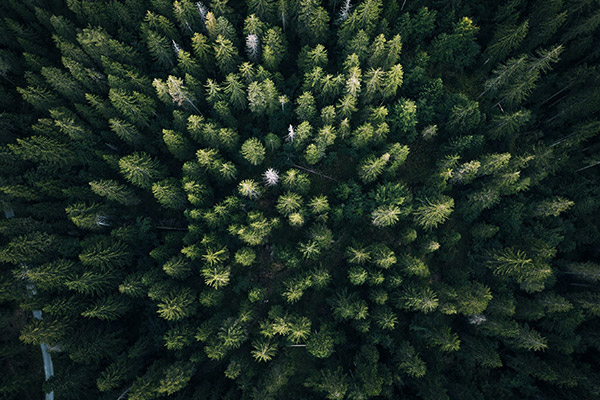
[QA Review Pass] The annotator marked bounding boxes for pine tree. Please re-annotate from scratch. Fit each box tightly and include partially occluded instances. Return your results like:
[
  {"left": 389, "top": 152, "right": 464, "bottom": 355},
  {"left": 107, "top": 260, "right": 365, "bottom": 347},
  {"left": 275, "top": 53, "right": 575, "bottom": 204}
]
[
  {"left": 119, "top": 152, "right": 166, "bottom": 189},
  {"left": 163, "top": 255, "right": 192, "bottom": 279},
  {"left": 251, "top": 339, "right": 277, "bottom": 362},
  {"left": 395, "top": 341, "right": 427, "bottom": 377},
  {"left": 402, "top": 286, "right": 439, "bottom": 313},
  {"left": 109, "top": 118, "right": 144, "bottom": 146},
  {"left": 276, "top": 192, "right": 304, "bottom": 217},
  {"left": 391, "top": 98, "right": 417, "bottom": 135},
  {"left": 229, "top": 211, "right": 277, "bottom": 245},
  {"left": 431, "top": 17, "right": 480, "bottom": 71},
  {"left": 359, "top": 153, "right": 390, "bottom": 183},
  {"left": 0, "top": 231, "right": 55, "bottom": 265},
  {"left": 202, "top": 264, "right": 230, "bottom": 288},
  {"left": 65, "top": 203, "right": 108, "bottom": 230},
  {"left": 156, "top": 287, "right": 197, "bottom": 321},
  {"left": 338, "top": 0, "right": 382, "bottom": 45},
  {"left": 306, "top": 367, "right": 350, "bottom": 400},
  {"left": 413, "top": 196, "right": 454, "bottom": 230},
  {"left": 486, "top": 45, "right": 563, "bottom": 107},
  {"left": 81, "top": 295, "right": 130, "bottom": 320},
  {"left": 306, "top": 327, "right": 334, "bottom": 358},
  {"left": 262, "top": 27, "right": 286, "bottom": 71},
  {"left": 89, "top": 180, "right": 140, "bottom": 206},
  {"left": 164, "top": 325, "right": 194, "bottom": 350},
  {"left": 486, "top": 20, "right": 529, "bottom": 62},
  {"left": 108, "top": 88, "right": 155, "bottom": 127},
  {"left": 158, "top": 362, "right": 194, "bottom": 395},
  {"left": 8, "top": 135, "right": 75, "bottom": 167},
  {"left": 238, "top": 179, "right": 262, "bottom": 199},
  {"left": 154, "top": 75, "right": 200, "bottom": 112},
  {"left": 79, "top": 238, "right": 130, "bottom": 270},
  {"left": 152, "top": 178, "right": 187, "bottom": 210},
  {"left": 241, "top": 137, "right": 266, "bottom": 165},
  {"left": 25, "top": 259, "right": 76, "bottom": 291},
  {"left": 191, "top": 32, "right": 213, "bottom": 66},
  {"left": 173, "top": 0, "right": 203, "bottom": 34},
  {"left": 213, "top": 35, "right": 239, "bottom": 75},
  {"left": 218, "top": 318, "right": 247, "bottom": 349},
  {"left": 511, "top": 324, "right": 548, "bottom": 351},
  {"left": 287, "top": 316, "right": 311, "bottom": 343},
  {"left": 533, "top": 197, "right": 574, "bottom": 217},
  {"left": 96, "top": 360, "right": 129, "bottom": 392},
  {"left": 295, "top": 91, "right": 317, "bottom": 121},
  {"left": 19, "top": 318, "right": 66, "bottom": 346},
  {"left": 371, "top": 205, "right": 402, "bottom": 227},
  {"left": 384, "top": 64, "right": 404, "bottom": 99},
  {"left": 486, "top": 248, "right": 552, "bottom": 288},
  {"left": 223, "top": 73, "right": 247, "bottom": 110},
  {"left": 162, "top": 129, "right": 194, "bottom": 160},
  {"left": 297, "top": 0, "right": 330, "bottom": 45},
  {"left": 247, "top": 0, "right": 276, "bottom": 22},
  {"left": 41, "top": 66, "right": 85, "bottom": 101}
]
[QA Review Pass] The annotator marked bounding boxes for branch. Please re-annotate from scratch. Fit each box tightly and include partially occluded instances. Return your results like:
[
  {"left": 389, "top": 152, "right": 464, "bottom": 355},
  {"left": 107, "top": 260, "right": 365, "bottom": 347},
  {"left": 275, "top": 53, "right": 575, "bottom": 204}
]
[
  {"left": 576, "top": 160, "right": 600, "bottom": 172},
  {"left": 540, "top": 84, "right": 573, "bottom": 106},
  {"left": 290, "top": 162, "right": 339, "bottom": 182},
  {"left": 155, "top": 225, "right": 188, "bottom": 231},
  {"left": 116, "top": 386, "right": 132, "bottom": 400}
]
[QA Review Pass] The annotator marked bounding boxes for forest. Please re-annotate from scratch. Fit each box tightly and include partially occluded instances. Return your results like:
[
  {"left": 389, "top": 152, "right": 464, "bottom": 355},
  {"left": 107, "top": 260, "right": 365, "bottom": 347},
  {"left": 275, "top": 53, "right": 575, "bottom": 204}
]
[{"left": 1, "top": 0, "right": 599, "bottom": 399}]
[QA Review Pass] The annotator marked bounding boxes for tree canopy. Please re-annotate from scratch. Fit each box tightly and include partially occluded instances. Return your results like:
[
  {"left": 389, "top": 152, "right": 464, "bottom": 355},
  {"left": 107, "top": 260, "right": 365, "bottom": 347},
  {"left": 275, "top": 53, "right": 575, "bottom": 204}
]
[{"left": 1, "top": 0, "right": 600, "bottom": 399}]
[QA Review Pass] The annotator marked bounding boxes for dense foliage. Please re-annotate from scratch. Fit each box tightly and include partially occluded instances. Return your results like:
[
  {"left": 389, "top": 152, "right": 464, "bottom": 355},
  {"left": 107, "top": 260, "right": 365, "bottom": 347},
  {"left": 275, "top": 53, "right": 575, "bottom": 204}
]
[{"left": 1, "top": 0, "right": 600, "bottom": 399}]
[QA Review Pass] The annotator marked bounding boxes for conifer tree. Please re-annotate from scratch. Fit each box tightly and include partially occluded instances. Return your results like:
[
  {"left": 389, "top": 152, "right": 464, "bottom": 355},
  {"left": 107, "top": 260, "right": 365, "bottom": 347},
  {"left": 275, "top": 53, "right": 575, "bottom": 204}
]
[
  {"left": 152, "top": 178, "right": 187, "bottom": 210},
  {"left": 213, "top": 35, "right": 239, "bottom": 75},
  {"left": 8, "top": 135, "right": 75, "bottom": 167},
  {"left": 413, "top": 197, "right": 454, "bottom": 230},
  {"left": 156, "top": 287, "right": 197, "bottom": 321},
  {"left": 241, "top": 137, "right": 266, "bottom": 165},
  {"left": 359, "top": 153, "right": 390, "bottom": 183},
  {"left": 108, "top": 118, "right": 144, "bottom": 146},
  {"left": 65, "top": 203, "right": 107, "bottom": 230},
  {"left": 262, "top": 27, "right": 286, "bottom": 71},
  {"left": 79, "top": 238, "right": 130, "bottom": 270},
  {"left": 81, "top": 295, "right": 130, "bottom": 320},
  {"left": 297, "top": 0, "right": 330, "bottom": 45},
  {"left": 118, "top": 152, "right": 166, "bottom": 189},
  {"left": 486, "top": 20, "right": 529, "bottom": 62},
  {"left": 89, "top": 180, "right": 140, "bottom": 206},
  {"left": 108, "top": 88, "right": 155, "bottom": 127},
  {"left": 431, "top": 17, "right": 480, "bottom": 72}
]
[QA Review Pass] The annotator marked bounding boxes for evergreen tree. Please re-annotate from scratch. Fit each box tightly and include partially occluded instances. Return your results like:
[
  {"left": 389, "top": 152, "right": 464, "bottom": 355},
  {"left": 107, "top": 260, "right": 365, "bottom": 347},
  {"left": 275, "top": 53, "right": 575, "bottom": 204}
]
[
  {"left": 156, "top": 287, "right": 197, "bottom": 321},
  {"left": 109, "top": 118, "right": 144, "bottom": 146},
  {"left": 108, "top": 88, "right": 155, "bottom": 127},
  {"left": 213, "top": 35, "right": 239, "bottom": 75},
  {"left": 262, "top": 27, "right": 286, "bottom": 71},
  {"left": 79, "top": 238, "right": 130, "bottom": 270},
  {"left": 297, "top": 0, "right": 330, "bottom": 45},
  {"left": 241, "top": 137, "right": 266, "bottom": 165},
  {"left": 81, "top": 295, "right": 130, "bottom": 320},
  {"left": 152, "top": 178, "right": 187, "bottom": 210},
  {"left": 486, "top": 20, "right": 529, "bottom": 62},
  {"left": 413, "top": 196, "right": 455, "bottom": 230},
  {"left": 89, "top": 180, "right": 140, "bottom": 206},
  {"left": 119, "top": 152, "right": 166, "bottom": 189}
]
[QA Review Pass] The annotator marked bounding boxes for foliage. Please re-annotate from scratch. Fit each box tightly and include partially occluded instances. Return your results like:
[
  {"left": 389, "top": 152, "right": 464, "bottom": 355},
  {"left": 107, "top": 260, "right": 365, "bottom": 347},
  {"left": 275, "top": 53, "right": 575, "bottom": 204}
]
[{"left": 1, "top": 1, "right": 599, "bottom": 399}]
